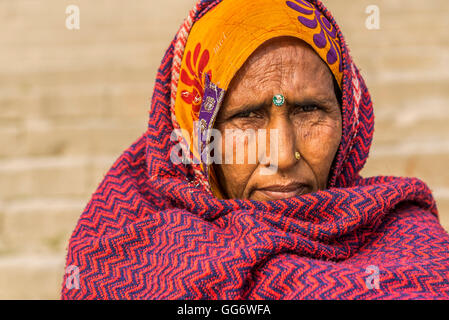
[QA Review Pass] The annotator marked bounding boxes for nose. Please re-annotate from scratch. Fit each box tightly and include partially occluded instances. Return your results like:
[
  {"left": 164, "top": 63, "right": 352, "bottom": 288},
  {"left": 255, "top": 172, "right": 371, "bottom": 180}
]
[{"left": 266, "top": 114, "right": 297, "bottom": 172}]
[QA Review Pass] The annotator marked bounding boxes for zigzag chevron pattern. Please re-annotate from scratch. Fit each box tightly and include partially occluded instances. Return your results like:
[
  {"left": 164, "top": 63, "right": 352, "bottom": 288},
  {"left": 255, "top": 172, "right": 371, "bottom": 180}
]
[{"left": 61, "top": 0, "right": 449, "bottom": 299}]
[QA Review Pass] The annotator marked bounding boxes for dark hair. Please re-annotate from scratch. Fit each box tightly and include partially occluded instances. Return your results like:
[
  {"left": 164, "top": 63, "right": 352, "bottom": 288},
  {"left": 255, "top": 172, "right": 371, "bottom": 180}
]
[{"left": 333, "top": 76, "right": 343, "bottom": 107}]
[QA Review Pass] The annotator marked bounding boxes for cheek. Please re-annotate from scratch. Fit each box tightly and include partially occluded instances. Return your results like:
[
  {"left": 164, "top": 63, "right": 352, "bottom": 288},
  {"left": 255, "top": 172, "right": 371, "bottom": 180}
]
[
  {"left": 216, "top": 164, "right": 253, "bottom": 198},
  {"left": 214, "top": 123, "right": 258, "bottom": 198},
  {"left": 296, "top": 117, "right": 342, "bottom": 178}
]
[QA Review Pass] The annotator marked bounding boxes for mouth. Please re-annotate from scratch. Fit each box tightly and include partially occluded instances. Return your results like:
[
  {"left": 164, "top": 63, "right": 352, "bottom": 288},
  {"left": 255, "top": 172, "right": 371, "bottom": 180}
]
[{"left": 251, "top": 182, "right": 311, "bottom": 200}]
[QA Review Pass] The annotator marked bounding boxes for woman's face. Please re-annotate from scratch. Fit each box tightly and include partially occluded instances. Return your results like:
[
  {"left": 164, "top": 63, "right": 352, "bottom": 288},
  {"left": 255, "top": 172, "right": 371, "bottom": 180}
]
[{"left": 213, "top": 37, "right": 342, "bottom": 201}]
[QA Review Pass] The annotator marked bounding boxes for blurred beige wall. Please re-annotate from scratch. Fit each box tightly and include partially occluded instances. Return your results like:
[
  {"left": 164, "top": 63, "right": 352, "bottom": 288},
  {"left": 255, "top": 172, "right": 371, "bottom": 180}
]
[{"left": 0, "top": 0, "right": 448, "bottom": 299}]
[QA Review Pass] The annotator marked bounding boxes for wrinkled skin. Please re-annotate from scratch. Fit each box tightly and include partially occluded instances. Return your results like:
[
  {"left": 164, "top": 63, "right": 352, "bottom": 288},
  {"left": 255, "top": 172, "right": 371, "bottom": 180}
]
[{"left": 213, "top": 37, "right": 342, "bottom": 201}]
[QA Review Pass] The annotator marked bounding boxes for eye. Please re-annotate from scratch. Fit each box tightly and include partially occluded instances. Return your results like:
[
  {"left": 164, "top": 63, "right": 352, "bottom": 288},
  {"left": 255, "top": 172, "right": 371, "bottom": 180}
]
[
  {"left": 303, "top": 104, "right": 319, "bottom": 112},
  {"left": 293, "top": 104, "right": 320, "bottom": 114},
  {"left": 232, "top": 110, "right": 258, "bottom": 119}
]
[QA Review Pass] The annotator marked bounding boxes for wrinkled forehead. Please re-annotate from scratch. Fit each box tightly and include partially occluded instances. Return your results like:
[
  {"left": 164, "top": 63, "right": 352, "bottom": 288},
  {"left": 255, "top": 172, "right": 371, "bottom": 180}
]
[{"left": 226, "top": 37, "right": 337, "bottom": 95}]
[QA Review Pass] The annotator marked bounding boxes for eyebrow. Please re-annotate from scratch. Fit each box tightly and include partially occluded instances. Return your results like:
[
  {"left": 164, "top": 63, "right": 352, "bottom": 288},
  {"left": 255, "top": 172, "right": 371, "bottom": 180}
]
[
  {"left": 227, "top": 95, "right": 337, "bottom": 114},
  {"left": 293, "top": 95, "right": 338, "bottom": 106},
  {"left": 235, "top": 101, "right": 271, "bottom": 113},
  {"left": 224, "top": 97, "right": 272, "bottom": 116}
]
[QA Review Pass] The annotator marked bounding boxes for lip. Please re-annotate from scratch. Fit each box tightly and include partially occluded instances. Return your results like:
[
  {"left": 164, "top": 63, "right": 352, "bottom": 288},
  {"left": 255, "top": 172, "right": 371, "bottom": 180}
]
[{"left": 252, "top": 183, "right": 310, "bottom": 200}]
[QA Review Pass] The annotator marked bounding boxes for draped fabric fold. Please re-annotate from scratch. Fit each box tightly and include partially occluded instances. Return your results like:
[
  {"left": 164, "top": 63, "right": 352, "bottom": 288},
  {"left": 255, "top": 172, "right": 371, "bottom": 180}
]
[{"left": 61, "top": 0, "right": 449, "bottom": 299}]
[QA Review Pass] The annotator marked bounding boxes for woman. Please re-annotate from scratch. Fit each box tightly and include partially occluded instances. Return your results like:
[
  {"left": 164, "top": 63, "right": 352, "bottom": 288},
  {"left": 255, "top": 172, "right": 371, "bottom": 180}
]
[{"left": 62, "top": 0, "right": 449, "bottom": 299}]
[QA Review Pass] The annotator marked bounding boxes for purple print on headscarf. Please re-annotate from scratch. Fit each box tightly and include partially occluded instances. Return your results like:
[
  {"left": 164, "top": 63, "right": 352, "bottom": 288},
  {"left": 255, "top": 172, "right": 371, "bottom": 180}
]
[{"left": 286, "top": 0, "right": 342, "bottom": 72}]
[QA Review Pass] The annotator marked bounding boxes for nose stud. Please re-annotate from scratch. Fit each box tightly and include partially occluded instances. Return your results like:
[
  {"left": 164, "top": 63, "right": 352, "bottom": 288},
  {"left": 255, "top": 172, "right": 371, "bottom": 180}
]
[
  {"left": 273, "top": 94, "right": 285, "bottom": 107},
  {"left": 295, "top": 151, "right": 301, "bottom": 160}
]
